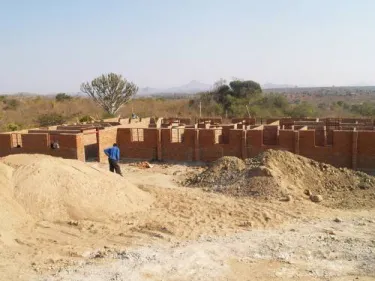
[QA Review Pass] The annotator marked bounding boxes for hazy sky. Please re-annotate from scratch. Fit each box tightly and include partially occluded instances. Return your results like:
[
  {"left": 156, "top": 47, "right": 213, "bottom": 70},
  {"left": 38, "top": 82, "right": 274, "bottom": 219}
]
[{"left": 1, "top": 0, "right": 375, "bottom": 93}]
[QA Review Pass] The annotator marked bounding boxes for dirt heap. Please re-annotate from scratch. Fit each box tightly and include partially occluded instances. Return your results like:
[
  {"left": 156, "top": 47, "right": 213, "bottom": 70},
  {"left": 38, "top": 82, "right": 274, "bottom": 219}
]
[
  {"left": 0, "top": 154, "right": 153, "bottom": 224},
  {"left": 194, "top": 156, "right": 246, "bottom": 187},
  {"left": 187, "top": 150, "right": 375, "bottom": 209}
]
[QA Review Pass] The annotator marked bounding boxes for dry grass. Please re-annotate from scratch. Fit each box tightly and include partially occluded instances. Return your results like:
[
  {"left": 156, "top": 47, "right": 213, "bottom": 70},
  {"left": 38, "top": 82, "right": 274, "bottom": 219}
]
[
  {"left": 119, "top": 98, "right": 201, "bottom": 119},
  {"left": 0, "top": 96, "right": 102, "bottom": 131},
  {"left": 0, "top": 96, "right": 203, "bottom": 132},
  {"left": 1, "top": 93, "right": 373, "bottom": 132}
]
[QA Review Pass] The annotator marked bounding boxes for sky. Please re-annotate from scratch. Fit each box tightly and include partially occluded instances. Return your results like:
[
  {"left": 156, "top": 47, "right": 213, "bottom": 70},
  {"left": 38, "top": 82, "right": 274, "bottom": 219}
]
[{"left": 1, "top": 0, "right": 375, "bottom": 93}]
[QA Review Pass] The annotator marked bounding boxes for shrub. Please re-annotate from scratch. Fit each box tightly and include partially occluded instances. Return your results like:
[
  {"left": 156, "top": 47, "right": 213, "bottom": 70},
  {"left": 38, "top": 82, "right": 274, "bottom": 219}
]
[
  {"left": 3, "top": 98, "right": 20, "bottom": 110},
  {"left": 289, "top": 102, "right": 317, "bottom": 118},
  {"left": 37, "top": 113, "right": 66, "bottom": 127},
  {"left": 55, "top": 93, "right": 72, "bottom": 102},
  {"left": 79, "top": 115, "right": 93, "bottom": 123},
  {"left": 102, "top": 112, "right": 116, "bottom": 119},
  {"left": 6, "top": 123, "right": 21, "bottom": 131}
]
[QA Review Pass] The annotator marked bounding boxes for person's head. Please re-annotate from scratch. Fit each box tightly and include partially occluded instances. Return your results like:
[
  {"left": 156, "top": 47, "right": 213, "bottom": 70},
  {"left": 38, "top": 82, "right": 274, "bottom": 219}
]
[{"left": 113, "top": 143, "right": 118, "bottom": 147}]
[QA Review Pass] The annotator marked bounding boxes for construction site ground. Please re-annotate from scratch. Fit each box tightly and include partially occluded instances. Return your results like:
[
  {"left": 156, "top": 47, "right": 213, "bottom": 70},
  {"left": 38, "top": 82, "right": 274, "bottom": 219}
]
[{"left": 0, "top": 155, "right": 374, "bottom": 281}]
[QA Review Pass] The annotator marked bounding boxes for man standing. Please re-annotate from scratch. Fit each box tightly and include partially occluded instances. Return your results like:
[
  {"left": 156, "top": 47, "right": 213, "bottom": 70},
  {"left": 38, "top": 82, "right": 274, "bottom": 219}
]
[{"left": 104, "top": 143, "right": 123, "bottom": 176}]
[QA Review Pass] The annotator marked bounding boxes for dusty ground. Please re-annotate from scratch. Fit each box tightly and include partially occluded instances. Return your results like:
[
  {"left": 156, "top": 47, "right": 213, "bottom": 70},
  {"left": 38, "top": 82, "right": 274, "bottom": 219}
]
[
  {"left": 37, "top": 215, "right": 375, "bottom": 281},
  {"left": 0, "top": 160, "right": 374, "bottom": 281}
]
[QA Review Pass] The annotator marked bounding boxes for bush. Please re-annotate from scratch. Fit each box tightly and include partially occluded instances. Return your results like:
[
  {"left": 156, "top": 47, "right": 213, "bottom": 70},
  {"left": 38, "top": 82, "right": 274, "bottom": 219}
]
[
  {"left": 102, "top": 112, "right": 116, "bottom": 119},
  {"left": 6, "top": 123, "right": 21, "bottom": 131},
  {"left": 79, "top": 115, "right": 93, "bottom": 123},
  {"left": 3, "top": 98, "right": 20, "bottom": 110},
  {"left": 289, "top": 102, "right": 317, "bottom": 118},
  {"left": 37, "top": 113, "right": 66, "bottom": 127},
  {"left": 350, "top": 103, "right": 375, "bottom": 117},
  {"left": 55, "top": 93, "right": 72, "bottom": 102}
]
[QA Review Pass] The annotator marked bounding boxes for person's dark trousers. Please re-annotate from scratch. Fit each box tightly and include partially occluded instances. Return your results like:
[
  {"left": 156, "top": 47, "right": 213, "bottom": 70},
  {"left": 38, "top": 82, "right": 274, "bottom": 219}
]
[{"left": 108, "top": 158, "right": 123, "bottom": 176}]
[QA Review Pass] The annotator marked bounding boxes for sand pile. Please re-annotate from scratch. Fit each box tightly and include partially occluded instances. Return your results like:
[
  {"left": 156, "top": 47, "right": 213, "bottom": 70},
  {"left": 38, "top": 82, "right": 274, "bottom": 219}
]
[
  {"left": 0, "top": 154, "right": 153, "bottom": 223},
  {"left": 0, "top": 162, "right": 30, "bottom": 244},
  {"left": 187, "top": 150, "right": 375, "bottom": 209}
]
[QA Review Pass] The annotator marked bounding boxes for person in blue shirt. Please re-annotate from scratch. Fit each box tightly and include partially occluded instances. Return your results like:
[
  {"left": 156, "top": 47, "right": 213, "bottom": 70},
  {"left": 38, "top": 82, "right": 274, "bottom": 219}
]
[{"left": 104, "top": 143, "right": 123, "bottom": 176}]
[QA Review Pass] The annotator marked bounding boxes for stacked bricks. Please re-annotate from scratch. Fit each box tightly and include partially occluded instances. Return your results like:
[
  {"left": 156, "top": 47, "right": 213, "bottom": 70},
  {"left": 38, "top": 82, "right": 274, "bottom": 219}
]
[{"left": 2, "top": 117, "right": 375, "bottom": 171}]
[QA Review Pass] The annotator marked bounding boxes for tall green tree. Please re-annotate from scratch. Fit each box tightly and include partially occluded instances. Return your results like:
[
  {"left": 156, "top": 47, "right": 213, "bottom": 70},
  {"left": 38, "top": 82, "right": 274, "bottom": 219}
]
[
  {"left": 80, "top": 73, "right": 138, "bottom": 115},
  {"left": 210, "top": 79, "right": 263, "bottom": 112},
  {"left": 229, "top": 80, "right": 261, "bottom": 98}
]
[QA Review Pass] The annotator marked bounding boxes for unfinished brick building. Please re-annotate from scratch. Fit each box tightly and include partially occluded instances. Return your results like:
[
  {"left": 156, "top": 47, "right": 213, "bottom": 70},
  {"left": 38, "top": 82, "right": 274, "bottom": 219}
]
[{"left": 1, "top": 117, "right": 375, "bottom": 172}]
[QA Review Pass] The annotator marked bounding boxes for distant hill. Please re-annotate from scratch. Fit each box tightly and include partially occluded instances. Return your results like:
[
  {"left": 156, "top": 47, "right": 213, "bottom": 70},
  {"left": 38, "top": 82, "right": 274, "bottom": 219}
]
[
  {"left": 262, "top": 83, "right": 297, "bottom": 89},
  {"left": 138, "top": 80, "right": 212, "bottom": 96}
]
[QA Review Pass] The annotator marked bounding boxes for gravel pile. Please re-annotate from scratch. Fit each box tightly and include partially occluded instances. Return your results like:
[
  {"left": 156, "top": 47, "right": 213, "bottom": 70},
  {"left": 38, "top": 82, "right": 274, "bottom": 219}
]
[{"left": 186, "top": 150, "right": 375, "bottom": 209}]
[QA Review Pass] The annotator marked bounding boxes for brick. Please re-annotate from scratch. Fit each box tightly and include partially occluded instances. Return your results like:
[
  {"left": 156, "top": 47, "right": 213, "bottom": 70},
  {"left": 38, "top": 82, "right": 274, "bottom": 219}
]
[{"left": 2, "top": 118, "right": 375, "bottom": 170}]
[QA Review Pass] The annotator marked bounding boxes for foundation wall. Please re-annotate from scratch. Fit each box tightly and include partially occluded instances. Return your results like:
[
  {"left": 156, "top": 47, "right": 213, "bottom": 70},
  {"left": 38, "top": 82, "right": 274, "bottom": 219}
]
[
  {"left": 2, "top": 117, "right": 375, "bottom": 171},
  {"left": 0, "top": 132, "right": 84, "bottom": 160}
]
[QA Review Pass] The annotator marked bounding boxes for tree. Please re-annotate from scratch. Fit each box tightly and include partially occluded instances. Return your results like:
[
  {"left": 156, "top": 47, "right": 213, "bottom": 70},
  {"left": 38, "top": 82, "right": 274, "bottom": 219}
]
[
  {"left": 210, "top": 79, "right": 263, "bottom": 112},
  {"left": 55, "top": 93, "right": 72, "bottom": 102},
  {"left": 213, "top": 78, "right": 227, "bottom": 91},
  {"left": 228, "top": 80, "right": 262, "bottom": 99},
  {"left": 80, "top": 73, "right": 138, "bottom": 115}
]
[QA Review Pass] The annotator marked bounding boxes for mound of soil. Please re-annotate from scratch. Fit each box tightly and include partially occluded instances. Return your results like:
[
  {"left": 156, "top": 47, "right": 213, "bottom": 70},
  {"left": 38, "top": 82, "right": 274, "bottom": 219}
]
[
  {"left": 0, "top": 154, "right": 153, "bottom": 225},
  {"left": 187, "top": 150, "right": 375, "bottom": 209},
  {"left": 194, "top": 156, "right": 246, "bottom": 187}
]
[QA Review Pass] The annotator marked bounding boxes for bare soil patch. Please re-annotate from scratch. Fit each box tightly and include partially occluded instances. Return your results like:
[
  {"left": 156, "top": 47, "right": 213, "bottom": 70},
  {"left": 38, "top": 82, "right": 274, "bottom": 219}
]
[{"left": 0, "top": 154, "right": 374, "bottom": 281}]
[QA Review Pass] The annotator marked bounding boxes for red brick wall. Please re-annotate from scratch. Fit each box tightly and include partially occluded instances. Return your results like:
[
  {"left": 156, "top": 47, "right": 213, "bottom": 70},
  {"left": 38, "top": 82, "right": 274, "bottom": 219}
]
[
  {"left": 98, "top": 128, "right": 118, "bottom": 163},
  {"left": 200, "top": 145, "right": 223, "bottom": 162},
  {"left": 117, "top": 128, "right": 158, "bottom": 160},
  {"left": 50, "top": 134, "right": 84, "bottom": 160},
  {"left": 223, "top": 130, "right": 242, "bottom": 158},
  {"left": 314, "top": 128, "right": 326, "bottom": 146},
  {"left": 357, "top": 131, "right": 375, "bottom": 169},
  {"left": 221, "top": 125, "right": 236, "bottom": 144},
  {"left": 278, "top": 130, "right": 295, "bottom": 151},
  {"left": 263, "top": 126, "right": 279, "bottom": 145},
  {"left": 330, "top": 131, "right": 353, "bottom": 167},
  {"left": 0, "top": 134, "right": 12, "bottom": 157},
  {"left": 83, "top": 130, "right": 98, "bottom": 145},
  {"left": 75, "top": 134, "right": 85, "bottom": 161},
  {"left": 28, "top": 129, "right": 81, "bottom": 134},
  {"left": 0, "top": 132, "right": 83, "bottom": 160},
  {"left": 20, "top": 133, "right": 49, "bottom": 154},
  {"left": 246, "top": 129, "right": 263, "bottom": 147},
  {"left": 111, "top": 126, "right": 375, "bottom": 169},
  {"left": 199, "top": 129, "right": 216, "bottom": 147},
  {"left": 246, "top": 129, "right": 263, "bottom": 157},
  {"left": 298, "top": 130, "right": 353, "bottom": 167},
  {"left": 160, "top": 128, "right": 194, "bottom": 161},
  {"left": 162, "top": 145, "right": 193, "bottom": 161},
  {"left": 4, "top": 122, "right": 375, "bottom": 170},
  {"left": 83, "top": 130, "right": 98, "bottom": 160}
]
